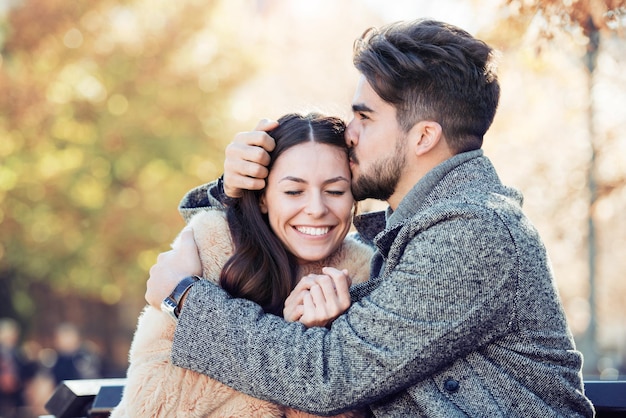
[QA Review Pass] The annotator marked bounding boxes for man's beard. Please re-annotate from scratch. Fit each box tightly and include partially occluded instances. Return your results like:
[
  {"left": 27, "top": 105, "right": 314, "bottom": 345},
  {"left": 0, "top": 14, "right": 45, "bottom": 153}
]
[{"left": 350, "top": 137, "right": 407, "bottom": 202}]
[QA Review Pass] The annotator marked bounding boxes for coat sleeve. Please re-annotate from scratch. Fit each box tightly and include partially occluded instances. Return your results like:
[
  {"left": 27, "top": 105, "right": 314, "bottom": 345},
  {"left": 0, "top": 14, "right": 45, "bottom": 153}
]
[
  {"left": 171, "top": 210, "right": 518, "bottom": 415},
  {"left": 178, "top": 178, "right": 226, "bottom": 224}
]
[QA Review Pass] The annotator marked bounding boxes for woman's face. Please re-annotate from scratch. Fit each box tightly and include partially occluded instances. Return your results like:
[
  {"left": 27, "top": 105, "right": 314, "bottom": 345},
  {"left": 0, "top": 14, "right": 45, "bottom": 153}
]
[{"left": 260, "top": 142, "right": 354, "bottom": 263}]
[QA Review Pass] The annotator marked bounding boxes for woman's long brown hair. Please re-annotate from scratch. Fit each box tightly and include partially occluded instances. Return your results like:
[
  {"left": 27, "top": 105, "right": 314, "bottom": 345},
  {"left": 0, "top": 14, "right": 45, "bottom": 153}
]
[{"left": 219, "top": 113, "right": 348, "bottom": 316}]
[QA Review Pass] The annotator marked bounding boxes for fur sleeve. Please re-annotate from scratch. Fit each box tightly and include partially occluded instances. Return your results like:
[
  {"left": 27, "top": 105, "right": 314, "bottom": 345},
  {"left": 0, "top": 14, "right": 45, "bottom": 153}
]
[
  {"left": 175, "top": 210, "right": 234, "bottom": 284},
  {"left": 111, "top": 210, "right": 282, "bottom": 418}
]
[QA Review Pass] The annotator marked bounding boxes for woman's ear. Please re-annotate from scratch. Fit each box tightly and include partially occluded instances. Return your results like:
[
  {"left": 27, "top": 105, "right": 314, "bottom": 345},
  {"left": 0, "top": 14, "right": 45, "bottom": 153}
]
[
  {"left": 412, "top": 121, "right": 443, "bottom": 156},
  {"left": 259, "top": 193, "right": 269, "bottom": 214}
]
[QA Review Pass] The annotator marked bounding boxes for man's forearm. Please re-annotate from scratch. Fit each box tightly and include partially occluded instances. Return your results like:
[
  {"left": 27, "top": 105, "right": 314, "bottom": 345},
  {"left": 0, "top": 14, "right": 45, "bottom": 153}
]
[{"left": 171, "top": 281, "right": 380, "bottom": 415}]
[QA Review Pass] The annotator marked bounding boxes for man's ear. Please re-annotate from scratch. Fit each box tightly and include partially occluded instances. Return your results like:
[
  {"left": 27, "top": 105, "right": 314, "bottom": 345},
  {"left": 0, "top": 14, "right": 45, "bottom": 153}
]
[
  {"left": 259, "top": 193, "right": 268, "bottom": 214},
  {"left": 412, "top": 121, "right": 443, "bottom": 156}
]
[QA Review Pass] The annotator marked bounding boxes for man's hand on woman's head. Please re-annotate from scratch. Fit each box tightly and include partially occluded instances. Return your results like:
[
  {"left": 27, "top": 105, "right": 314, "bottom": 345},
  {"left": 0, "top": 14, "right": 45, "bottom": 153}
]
[
  {"left": 223, "top": 119, "right": 278, "bottom": 198},
  {"left": 283, "top": 267, "right": 352, "bottom": 328},
  {"left": 145, "top": 227, "right": 202, "bottom": 309}
]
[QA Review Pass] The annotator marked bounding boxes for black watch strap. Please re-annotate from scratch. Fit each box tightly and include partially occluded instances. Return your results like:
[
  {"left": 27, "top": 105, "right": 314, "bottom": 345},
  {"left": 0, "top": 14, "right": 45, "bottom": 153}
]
[{"left": 161, "top": 275, "right": 200, "bottom": 320}]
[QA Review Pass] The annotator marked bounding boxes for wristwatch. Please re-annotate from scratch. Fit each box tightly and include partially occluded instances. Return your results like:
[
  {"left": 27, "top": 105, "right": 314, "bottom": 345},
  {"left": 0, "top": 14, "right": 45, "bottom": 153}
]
[{"left": 161, "top": 275, "right": 201, "bottom": 321}]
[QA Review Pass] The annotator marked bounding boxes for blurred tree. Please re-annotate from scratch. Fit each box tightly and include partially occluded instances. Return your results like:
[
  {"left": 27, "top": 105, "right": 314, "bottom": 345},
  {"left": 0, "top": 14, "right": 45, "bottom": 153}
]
[
  {"left": 0, "top": 0, "right": 257, "bottom": 344},
  {"left": 495, "top": 0, "right": 626, "bottom": 376}
]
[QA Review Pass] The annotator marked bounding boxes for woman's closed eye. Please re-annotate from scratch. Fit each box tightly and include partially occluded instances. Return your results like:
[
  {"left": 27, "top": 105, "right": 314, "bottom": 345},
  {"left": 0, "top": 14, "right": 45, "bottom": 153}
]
[
  {"left": 326, "top": 190, "right": 347, "bottom": 196},
  {"left": 284, "top": 190, "right": 346, "bottom": 196}
]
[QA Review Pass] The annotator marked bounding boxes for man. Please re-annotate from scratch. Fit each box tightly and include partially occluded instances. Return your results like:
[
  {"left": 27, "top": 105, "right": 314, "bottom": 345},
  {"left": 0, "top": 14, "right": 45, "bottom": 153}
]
[{"left": 146, "top": 19, "right": 594, "bottom": 416}]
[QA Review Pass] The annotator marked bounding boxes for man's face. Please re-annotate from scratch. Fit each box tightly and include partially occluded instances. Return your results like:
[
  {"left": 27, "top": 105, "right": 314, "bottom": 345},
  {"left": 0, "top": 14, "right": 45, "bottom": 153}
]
[{"left": 346, "top": 75, "right": 407, "bottom": 203}]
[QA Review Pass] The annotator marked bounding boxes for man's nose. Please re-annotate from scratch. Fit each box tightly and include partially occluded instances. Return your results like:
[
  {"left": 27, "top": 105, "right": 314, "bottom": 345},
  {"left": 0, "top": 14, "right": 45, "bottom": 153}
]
[{"left": 345, "top": 120, "right": 358, "bottom": 147}]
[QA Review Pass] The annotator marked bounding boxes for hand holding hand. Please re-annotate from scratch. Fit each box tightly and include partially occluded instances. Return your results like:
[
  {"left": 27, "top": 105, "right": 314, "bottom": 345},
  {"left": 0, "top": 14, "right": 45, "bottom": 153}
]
[
  {"left": 223, "top": 119, "right": 278, "bottom": 198},
  {"left": 283, "top": 267, "right": 352, "bottom": 328},
  {"left": 145, "top": 227, "right": 202, "bottom": 309}
]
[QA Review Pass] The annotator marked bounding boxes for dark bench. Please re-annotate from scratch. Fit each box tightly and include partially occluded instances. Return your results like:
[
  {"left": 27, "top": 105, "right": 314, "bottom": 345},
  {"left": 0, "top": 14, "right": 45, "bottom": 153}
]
[
  {"left": 42, "top": 378, "right": 126, "bottom": 418},
  {"left": 584, "top": 380, "right": 626, "bottom": 417},
  {"left": 41, "top": 379, "right": 626, "bottom": 417}
]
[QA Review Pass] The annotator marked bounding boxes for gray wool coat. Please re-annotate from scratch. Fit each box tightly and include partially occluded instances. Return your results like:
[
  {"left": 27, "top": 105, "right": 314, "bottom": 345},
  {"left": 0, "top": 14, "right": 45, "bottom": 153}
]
[{"left": 172, "top": 150, "right": 594, "bottom": 417}]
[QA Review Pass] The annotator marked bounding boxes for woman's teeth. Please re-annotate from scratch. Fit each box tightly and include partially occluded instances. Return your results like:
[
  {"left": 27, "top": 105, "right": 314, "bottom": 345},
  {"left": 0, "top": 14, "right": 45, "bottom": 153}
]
[{"left": 296, "top": 226, "right": 330, "bottom": 236}]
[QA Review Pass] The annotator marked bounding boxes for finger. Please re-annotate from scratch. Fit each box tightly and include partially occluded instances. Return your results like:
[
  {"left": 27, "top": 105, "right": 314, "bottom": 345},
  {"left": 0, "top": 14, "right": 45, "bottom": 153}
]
[
  {"left": 311, "top": 276, "right": 346, "bottom": 322},
  {"left": 145, "top": 254, "right": 179, "bottom": 309},
  {"left": 284, "top": 287, "right": 307, "bottom": 309},
  {"left": 226, "top": 139, "right": 273, "bottom": 167},
  {"left": 155, "top": 250, "right": 169, "bottom": 263},
  {"left": 223, "top": 160, "right": 268, "bottom": 194},
  {"left": 226, "top": 158, "right": 270, "bottom": 181},
  {"left": 322, "top": 267, "right": 352, "bottom": 308},
  {"left": 231, "top": 130, "right": 276, "bottom": 154},
  {"left": 164, "top": 228, "right": 202, "bottom": 278},
  {"left": 308, "top": 284, "right": 326, "bottom": 311},
  {"left": 300, "top": 291, "right": 317, "bottom": 325},
  {"left": 223, "top": 175, "right": 266, "bottom": 198},
  {"left": 288, "top": 276, "right": 322, "bottom": 324},
  {"left": 178, "top": 228, "right": 198, "bottom": 255},
  {"left": 284, "top": 303, "right": 304, "bottom": 322},
  {"left": 291, "top": 275, "right": 320, "bottom": 295},
  {"left": 253, "top": 118, "right": 280, "bottom": 135},
  {"left": 313, "top": 275, "right": 337, "bottom": 303},
  {"left": 223, "top": 135, "right": 273, "bottom": 198}
]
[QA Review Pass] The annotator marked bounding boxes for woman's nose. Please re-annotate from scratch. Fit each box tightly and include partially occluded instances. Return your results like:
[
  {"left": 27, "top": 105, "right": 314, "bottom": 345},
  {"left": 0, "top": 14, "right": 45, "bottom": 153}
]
[{"left": 304, "top": 194, "right": 328, "bottom": 217}]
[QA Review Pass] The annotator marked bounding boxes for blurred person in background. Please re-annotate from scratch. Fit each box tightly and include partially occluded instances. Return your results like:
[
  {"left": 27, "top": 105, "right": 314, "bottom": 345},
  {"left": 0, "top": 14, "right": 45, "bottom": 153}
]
[
  {"left": 49, "top": 323, "right": 102, "bottom": 386},
  {"left": 0, "top": 318, "right": 37, "bottom": 418}
]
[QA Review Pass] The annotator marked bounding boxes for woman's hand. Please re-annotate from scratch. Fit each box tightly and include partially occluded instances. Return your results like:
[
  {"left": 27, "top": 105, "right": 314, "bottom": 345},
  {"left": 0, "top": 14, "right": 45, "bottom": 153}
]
[{"left": 284, "top": 267, "right": 352, "bottom": 328}]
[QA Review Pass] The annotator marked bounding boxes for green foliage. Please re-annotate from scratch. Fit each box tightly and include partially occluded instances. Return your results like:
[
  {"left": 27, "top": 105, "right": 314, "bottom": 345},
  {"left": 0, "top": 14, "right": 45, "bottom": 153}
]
[{"left": 0, "top": 0, "right": 257, "bottom": 317}]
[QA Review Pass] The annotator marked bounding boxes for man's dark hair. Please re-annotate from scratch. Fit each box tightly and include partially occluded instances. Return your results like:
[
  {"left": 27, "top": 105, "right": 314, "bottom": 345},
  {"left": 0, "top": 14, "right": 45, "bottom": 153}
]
[
  {"left": 221, "top": 113, "right": 348, "bottom": 316},
  {"left": 353, "top": 19, "right": 500, "bottom": 153}
]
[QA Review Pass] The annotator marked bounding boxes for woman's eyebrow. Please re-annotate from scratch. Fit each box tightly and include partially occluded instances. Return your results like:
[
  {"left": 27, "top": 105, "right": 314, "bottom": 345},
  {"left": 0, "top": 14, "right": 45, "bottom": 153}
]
[
  {"left": 323, "top": 176, "right": 350, "bottom": 185},
  {"left": 278, "top": 176, "right": 350, "bottom": 184},
  {"left": 279, "top": 176, "right": 306, "bottom": 184}
]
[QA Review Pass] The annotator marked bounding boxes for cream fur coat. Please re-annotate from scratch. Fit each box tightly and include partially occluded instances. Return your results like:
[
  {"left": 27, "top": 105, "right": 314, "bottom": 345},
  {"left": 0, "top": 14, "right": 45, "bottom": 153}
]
[{"left": 110, "top": 210, "right": 373, "bottom": 418}]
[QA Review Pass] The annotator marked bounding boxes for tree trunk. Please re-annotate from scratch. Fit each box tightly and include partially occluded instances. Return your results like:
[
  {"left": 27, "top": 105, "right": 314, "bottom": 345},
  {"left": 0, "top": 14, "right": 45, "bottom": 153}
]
[{"left": 581, "top": 16, "right": 600, "bottom": 377}]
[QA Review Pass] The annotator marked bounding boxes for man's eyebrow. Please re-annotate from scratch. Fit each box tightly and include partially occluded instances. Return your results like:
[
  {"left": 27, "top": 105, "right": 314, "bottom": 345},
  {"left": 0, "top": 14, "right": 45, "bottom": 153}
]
[{"left": 352, "top": 103, "right": 374, "bottom": 113}]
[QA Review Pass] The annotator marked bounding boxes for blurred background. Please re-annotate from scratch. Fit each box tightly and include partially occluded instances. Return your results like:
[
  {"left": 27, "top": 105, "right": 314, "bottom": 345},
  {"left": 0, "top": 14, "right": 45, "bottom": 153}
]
[{"left": 0, "top": 0, "right": 624, "bottom": 416}]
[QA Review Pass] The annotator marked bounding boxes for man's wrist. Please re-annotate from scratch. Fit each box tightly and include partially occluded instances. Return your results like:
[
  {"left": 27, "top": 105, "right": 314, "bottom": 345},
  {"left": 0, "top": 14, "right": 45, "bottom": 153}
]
[
  {"left": 161, "top": 276, "right": 200, "bottom": 321},
  {"left": 178, "top": 284, "right": 193, "bottom": 312}
]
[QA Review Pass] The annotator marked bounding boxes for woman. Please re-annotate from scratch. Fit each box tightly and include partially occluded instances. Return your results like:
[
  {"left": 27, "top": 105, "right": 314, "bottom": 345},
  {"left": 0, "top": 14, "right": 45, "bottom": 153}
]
[{"left": 111, "top": 113, "right": 373, "bottom": 418}]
